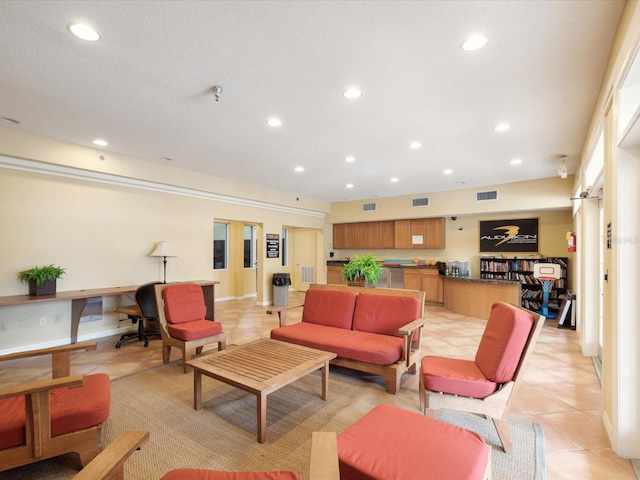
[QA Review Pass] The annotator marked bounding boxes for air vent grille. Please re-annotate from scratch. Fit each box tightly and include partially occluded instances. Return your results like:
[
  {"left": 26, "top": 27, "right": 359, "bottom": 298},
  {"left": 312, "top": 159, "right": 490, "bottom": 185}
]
[
  {"left": 476, "top": 190, "right": 498, "bottom": 202},
  {"left": 362, "top": 202, "right": 377, "bottom": 212},
  {"left": 412, "top": 197, "right": 430, "bottom": 207}
]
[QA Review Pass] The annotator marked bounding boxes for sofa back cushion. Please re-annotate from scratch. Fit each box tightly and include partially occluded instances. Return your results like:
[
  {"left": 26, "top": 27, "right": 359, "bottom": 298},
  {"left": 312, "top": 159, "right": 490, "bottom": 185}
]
[
  {"left": 302, "top": 289, "right": 357, "bottom": 329},
  {"left": 352, "top": 293, "right": 421, "bottom": 337},
  {"left": 475, "top": 302, "right": 533, "bottom": 384},
  {"left": 163, "top": 284, "right": 206, "bottom": 324}
]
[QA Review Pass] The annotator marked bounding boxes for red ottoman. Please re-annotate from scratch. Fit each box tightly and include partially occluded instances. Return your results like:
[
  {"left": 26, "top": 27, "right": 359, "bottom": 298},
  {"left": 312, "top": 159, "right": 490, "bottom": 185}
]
[{"left": 338, "top": 404, "right": 490, "bottom": 480}]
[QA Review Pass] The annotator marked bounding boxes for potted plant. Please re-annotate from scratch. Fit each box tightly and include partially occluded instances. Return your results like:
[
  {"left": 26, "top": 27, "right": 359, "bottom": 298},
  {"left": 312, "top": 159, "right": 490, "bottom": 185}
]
[
  {"left": 341, "top": 253, "right": 383, "bottom": 287},
  {"left": 18, "top": 264, "right": 66, "bottom": 296}
]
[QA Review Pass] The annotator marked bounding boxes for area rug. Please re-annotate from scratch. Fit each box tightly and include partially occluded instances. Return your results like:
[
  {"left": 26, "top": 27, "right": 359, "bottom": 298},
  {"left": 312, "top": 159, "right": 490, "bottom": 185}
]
[{"left": 0, "top": 363, "right": 545, "bottom": 479}]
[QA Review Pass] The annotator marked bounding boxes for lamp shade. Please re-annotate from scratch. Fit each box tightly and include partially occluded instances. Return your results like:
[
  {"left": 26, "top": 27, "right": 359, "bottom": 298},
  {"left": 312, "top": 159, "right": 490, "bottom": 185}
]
[{"left": 150, "top": 241, "right": 176, "bottom": 258}]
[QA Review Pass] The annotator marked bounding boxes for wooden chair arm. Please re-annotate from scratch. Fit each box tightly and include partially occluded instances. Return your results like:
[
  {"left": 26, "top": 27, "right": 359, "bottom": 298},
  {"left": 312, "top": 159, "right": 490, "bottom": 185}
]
[
  {"left": 398, "top": 317, "right": 425, "bottom": 336},
  {"left": 0, "top": 342, "right": 98, "bottom": 362},
  {"left": 0, "top": 342, "right": 97, "bottom": 379},
  {"left": 0, "top": 374, "right": 86, "bottom": 400},
  {"left": 309, "top": 431, "right": 339, "bottom": 480},
  {"left": 73, "top": 431, "right": 149, "bottom": 480},
  {"left": 266, "top": 304, "right": 303, "bottom": 327}
]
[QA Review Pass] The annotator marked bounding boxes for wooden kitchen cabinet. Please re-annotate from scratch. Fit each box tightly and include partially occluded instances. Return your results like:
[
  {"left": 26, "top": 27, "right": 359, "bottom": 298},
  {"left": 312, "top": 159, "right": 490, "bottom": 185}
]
[
  {"left": 381, "top": 221, "right": 395, "bottom": 248},
  {"left": 394, "top": 218, "right": 445, "bottom": 249},
  {"left": 333, "top": 223, "right": 357, "bottom": 249},
  {"left": 327, "top": 265, "right": 347, "bottom": 285},
  {"left": 393, "top": 220, "right": 413, "bottom": 248},
  {"left": 424, "top": 217, "right": 445, "bottom": 249},
  {"left": 403, "top": 268, "right": 443, "bottom": 303},
  {"left": 333, "top": 218, "right": 441, "bottom": 250}
]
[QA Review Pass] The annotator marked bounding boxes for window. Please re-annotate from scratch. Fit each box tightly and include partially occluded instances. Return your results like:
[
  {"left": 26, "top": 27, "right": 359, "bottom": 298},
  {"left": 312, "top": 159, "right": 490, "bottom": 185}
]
[
  {"left": 213, "top": 222, "right": 228, "bottom": 269},
  {"left": 281, "top": 228, "right": 288, "bottom": 267},
  {"left": 244, "top": 225, "right": 255, "bottom": 268}
]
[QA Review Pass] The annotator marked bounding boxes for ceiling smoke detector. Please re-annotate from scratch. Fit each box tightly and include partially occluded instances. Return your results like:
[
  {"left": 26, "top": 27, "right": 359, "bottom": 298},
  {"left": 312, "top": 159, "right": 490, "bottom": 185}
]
[
  {"left": 557, "top": 155, "right": 568, "bottom": 179},
  {"left": 211, "top": 86, "right": 222, "bottom": 101}
]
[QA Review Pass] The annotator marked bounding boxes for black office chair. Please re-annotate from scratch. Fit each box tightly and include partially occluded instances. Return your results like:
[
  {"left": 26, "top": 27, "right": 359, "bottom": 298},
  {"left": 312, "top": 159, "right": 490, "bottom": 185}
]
[{"left": 115, "top": 282, "right": 162, "bottom": 348}]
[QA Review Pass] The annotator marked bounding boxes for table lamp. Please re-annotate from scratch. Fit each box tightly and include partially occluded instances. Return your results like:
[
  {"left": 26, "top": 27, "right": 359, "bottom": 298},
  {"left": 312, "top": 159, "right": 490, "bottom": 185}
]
[{"left": 150, "top": 241, "right": 176, "bottom": 283}]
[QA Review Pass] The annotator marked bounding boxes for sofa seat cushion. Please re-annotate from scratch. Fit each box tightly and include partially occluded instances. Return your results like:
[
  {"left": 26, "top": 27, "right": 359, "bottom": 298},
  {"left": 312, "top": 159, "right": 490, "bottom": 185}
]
[
  {"left": 168, "top": 320, "right": 223, "bottom": 341},
  {"left": 475, "top": 302, "right": 533, "bottom": 384},
  {"left": 352, "top": 293, "right": 421, "bottom": 337},
  {"left": 161, "top": 469, "right": 301, "bottom": 480},
  {"left": 421, "top": 356, "right": 497, "bottom": 399},
  {"left": 338, "top": 404, "right": 488, "bottom": 480},
  {"left": 271, "top": 323, "right": 403, "bottom": 365},
  {"left": 0, "top": 373, "right": 111, "bottom": 450},
  {"left": 163, "top": 283, "right": 207, "bottom": 324},
  {"left": 302, "top": 289, "right": 358, "bottom": 329}
]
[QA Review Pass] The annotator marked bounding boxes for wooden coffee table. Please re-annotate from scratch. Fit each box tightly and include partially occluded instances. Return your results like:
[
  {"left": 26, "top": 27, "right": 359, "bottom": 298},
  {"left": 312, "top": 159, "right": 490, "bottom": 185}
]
[{"left": 186, "top": 338, "right": 336, "bottom": 443}]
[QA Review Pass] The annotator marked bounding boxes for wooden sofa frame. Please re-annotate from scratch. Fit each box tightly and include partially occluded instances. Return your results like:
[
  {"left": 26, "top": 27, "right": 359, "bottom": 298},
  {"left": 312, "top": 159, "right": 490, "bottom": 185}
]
[
  {"left": 74, "top": 430, "right": 339, "bottom": 480},
  {"left": 419, "top": 304, "right": 545, "bottom": 453},
  {"left": 269, "top": 283, "right": 426, "bottom": 394},
  {"left": 0, "top": 342, "right": 107, "bottom": 472}
]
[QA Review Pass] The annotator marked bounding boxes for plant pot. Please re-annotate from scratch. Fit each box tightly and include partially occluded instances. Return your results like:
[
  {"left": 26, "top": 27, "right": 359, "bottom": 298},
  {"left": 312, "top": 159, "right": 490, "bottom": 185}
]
[
  {"left": 29, "top": 279, "right": 56, "bottom": 296},
  {"left": 348, "top": 279, "right": 369, "bottom": 287}
]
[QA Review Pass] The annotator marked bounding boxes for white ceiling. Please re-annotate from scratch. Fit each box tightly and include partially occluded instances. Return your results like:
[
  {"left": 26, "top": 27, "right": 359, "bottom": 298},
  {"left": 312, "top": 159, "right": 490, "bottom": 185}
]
[{"left": 0, "top": 1, "right": 624, "bottom": 203}]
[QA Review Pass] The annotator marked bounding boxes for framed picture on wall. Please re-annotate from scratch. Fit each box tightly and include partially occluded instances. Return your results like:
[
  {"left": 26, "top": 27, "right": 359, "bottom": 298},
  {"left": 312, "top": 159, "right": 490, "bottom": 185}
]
[{"left": 479, "top": 218, "right": 539, "bottom": 253}]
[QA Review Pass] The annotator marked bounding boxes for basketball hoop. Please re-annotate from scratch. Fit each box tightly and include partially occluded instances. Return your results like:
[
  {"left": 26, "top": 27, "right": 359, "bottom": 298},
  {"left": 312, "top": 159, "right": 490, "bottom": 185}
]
[{"left": 533, "top": 264, "right": 561, "bottom": 319}]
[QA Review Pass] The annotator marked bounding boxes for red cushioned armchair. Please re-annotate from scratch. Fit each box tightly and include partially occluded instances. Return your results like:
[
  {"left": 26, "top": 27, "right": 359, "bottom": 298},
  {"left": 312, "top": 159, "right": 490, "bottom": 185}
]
[
  {"left": 155, "top": 283, "right": 226, "bottom": 373},
  {"left": 0, "top": 342, "right": 111, "bottom": 472},
  {"left": 419, "top": 301, "right": 545, "bottom": 452}
]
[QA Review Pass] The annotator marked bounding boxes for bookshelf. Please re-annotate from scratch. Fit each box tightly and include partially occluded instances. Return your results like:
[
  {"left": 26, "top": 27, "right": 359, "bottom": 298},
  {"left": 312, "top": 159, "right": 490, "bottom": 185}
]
[{"left": 480, "top": 257, "right": 568, "bottom": 310}]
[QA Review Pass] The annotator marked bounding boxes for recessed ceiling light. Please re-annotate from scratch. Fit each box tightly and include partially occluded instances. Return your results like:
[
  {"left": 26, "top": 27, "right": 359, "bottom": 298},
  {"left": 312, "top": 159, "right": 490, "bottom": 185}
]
[
  {"left": 160, "top": 157, "right": 173, "bottom": 162},
  {"left": 68, "top": 23, "right": 101, "bottom": 42},
  {"left": 390, "top": 177, "right": 399, "bottom": 183},
  {"left": 343, "top": 88, "right": 362, "bottom": 99},
  {"left": 346, "top": 183, "right": 354, "bottom": 189},
  {"left": 443, "top": 169, "right": 453, "bottom": 175},
  {"left": 0, "top": 117, "right": 20, "bottom": 124},
  {"left": 510, "top": 158, "right": 522, "bottom": 165},
  {"left": 344, "top": 156, "right": 355, "bottom": 163},
  {"left": 457, "top": 181, "right": 466, "bottom": 185},
  {"left": 92, "top": 139, "right": 108, "bottom": 146},
  {"left": 294, "top": 166, "right": 304, "bottom": 172},
  {"left": 409, "top": 142, "right": 422, "bottom": 149},
  {"left": 461, "top": 34, "right": 488, "bottom": 51},
  {"left": 495, "top": 123, "right": 510, "bottom": 131},
  {"left": 267, "top": 118, "right": 282, "bottom": 127}
]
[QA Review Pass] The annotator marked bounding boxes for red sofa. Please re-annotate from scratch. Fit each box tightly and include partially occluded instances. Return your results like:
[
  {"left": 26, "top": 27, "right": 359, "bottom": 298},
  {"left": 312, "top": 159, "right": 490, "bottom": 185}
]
[{"left": 269, "top": 284, "right": 425, "bottom": 394}]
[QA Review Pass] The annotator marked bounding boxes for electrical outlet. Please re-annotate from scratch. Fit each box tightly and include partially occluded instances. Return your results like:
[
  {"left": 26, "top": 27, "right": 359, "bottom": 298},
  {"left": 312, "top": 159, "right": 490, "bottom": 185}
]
[
  {"left": 54, "top": 313, "right": 62, "bottom": 324},
  {"left": 39, "top": 316, "right": 47, "bottom": 326},
  {"left": 0, "top": 322, "right": 7, "bottom": 332}
]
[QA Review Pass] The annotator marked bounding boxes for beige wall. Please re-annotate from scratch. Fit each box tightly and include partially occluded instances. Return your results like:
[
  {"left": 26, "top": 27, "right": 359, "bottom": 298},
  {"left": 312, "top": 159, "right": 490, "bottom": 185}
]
[{"left": 0, "top": 131, "right": 326, "bottom": 352}]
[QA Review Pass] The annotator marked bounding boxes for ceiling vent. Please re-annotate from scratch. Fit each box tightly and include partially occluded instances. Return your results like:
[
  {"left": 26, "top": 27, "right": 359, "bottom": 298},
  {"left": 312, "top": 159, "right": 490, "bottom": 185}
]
[
  {"left": 412, "top": 197, "right": 430, "bottom": 207},
  {"left": 362, "top": 202, "right": 377, "bottom": 212},
  {"left": 476, "top": 190, "right": 498, "bottom": 202}
]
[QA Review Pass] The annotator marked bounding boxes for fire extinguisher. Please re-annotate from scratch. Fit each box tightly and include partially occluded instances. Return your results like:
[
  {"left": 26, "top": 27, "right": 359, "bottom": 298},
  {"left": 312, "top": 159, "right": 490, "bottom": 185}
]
[{"left": 567, "top": 231, "right": 576, "bottom": 252}]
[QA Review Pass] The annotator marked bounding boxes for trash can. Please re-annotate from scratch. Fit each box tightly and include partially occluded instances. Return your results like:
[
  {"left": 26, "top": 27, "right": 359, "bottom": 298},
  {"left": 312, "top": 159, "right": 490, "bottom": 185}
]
[{"left": 272, "top": 273, "right": 291, "bottom": 306}]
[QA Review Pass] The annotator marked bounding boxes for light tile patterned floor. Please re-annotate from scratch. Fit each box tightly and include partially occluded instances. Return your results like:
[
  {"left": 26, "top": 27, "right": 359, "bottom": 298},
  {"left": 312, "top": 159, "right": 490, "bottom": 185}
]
[{"left": 1, "top": 291, "right": 637, "bottom": 479}]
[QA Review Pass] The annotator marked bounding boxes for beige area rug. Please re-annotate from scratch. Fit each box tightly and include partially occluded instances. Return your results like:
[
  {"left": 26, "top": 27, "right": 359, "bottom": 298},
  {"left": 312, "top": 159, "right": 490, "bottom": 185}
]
[{"left": 0, "top": 363, "right": 545, "bottom": 480}]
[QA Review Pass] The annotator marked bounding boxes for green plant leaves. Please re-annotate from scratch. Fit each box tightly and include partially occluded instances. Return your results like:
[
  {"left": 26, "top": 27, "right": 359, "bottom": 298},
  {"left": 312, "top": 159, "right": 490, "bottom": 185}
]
[{"left": 18, "top": 264, "right": 66, "bottom": 286}]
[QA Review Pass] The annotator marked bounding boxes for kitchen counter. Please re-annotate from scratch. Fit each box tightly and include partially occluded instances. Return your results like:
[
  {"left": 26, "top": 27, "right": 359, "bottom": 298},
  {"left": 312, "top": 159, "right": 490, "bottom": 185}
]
[
  {"left": 443, "top": 276, "right": 521, "bottom": 319},
  {"left": 442, "top": 276, "right": 519, "bottom": 285}
]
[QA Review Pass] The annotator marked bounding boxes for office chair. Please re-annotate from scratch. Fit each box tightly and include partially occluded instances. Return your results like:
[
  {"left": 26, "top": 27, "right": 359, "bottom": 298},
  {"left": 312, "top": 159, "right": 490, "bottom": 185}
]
[{"left": 115, "top": 282, "right": 162, "bottom": 348}]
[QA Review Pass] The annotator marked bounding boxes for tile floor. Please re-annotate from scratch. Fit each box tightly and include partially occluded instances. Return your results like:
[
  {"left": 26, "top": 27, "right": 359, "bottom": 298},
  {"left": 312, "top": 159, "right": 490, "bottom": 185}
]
[{"left": 1, "top": 291, "right": 637, "bottom": 479}]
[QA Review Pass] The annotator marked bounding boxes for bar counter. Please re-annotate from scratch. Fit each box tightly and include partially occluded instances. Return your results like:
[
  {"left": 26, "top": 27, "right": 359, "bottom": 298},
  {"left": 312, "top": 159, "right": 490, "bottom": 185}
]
[{"left": 443, "top": 276, "right": 521, "bottom": 320}]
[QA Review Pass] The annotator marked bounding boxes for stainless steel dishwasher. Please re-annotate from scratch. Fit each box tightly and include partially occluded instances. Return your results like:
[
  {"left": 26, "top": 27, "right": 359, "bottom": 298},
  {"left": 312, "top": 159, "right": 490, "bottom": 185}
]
[{"left": 389, "top": 267, "right": 404, "bottom": 289}]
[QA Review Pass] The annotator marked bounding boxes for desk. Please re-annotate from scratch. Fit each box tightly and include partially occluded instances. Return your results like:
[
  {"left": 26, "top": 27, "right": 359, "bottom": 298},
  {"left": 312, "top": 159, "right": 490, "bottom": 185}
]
[{"left": 0, "top": 281, "right": 218, "bottom": 343}]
